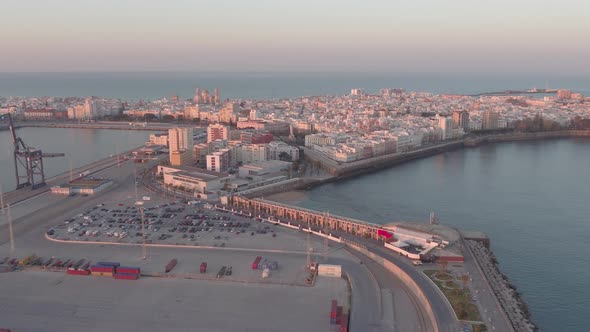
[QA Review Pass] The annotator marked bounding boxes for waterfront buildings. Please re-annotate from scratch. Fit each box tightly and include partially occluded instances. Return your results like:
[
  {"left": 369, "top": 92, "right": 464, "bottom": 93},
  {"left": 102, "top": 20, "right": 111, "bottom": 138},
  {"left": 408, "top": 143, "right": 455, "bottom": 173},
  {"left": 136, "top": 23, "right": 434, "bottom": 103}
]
[
  {"left": 452, "top": 110, "right": 470, "bottom": 132},
  {"left": 482, "top": 110, "right": 500, "bottom": 130}
]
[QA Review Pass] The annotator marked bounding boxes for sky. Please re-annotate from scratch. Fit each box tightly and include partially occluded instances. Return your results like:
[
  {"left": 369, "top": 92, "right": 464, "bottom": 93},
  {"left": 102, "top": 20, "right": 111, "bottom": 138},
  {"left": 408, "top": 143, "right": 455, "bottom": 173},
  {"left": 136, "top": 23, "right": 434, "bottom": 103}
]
[{"left": 1, "top": 0, "right": 589, "bottom": 73}]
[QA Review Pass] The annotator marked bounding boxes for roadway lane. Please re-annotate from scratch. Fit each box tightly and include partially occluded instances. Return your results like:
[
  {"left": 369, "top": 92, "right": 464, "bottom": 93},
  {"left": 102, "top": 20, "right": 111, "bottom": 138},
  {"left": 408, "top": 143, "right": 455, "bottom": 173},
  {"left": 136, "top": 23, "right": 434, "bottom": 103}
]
[
  {"left": 369, "top": 245, "right": 458, "bottom": 332},
  {"left": 460, "top": 236, "right": 513, "bottom": 332}
]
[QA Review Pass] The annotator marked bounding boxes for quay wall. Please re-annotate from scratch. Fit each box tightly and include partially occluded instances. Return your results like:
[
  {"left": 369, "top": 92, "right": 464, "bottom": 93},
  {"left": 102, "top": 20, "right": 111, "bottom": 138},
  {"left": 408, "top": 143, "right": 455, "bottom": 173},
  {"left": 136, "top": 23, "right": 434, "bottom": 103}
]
[{"left": 304, "top": 130, "right": 590, "bottom": 179}]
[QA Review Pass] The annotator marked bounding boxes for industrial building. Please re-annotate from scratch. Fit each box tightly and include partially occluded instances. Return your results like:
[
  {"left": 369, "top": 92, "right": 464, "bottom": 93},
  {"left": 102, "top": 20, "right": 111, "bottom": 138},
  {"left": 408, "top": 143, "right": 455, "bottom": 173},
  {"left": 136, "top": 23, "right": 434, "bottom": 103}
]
[{"left": 51, "top": 178, "right": 113, "bottom": 196}]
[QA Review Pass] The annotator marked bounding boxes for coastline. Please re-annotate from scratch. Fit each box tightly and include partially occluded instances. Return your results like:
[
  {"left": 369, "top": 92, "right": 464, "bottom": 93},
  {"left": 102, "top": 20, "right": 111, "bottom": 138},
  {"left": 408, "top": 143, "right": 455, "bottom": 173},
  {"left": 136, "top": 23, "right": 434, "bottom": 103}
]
[{"left": 266, "top": 131, "right": 590, "bottom": 331}]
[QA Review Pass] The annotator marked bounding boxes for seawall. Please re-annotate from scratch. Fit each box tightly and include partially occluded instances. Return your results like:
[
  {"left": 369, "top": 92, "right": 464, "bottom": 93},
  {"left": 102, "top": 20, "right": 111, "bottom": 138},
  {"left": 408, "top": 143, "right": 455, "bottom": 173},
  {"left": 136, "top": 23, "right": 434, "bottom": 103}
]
[{"left": 303, "top": 130, "right": 590, "bottom": 182}]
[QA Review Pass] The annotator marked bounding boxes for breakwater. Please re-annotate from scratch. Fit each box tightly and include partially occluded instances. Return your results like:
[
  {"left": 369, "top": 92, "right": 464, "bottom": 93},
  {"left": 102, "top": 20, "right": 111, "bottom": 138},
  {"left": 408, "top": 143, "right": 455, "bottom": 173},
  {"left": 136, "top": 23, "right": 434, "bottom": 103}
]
[{"left": 467, "top": 240, "right": 536, "bottom": 331}]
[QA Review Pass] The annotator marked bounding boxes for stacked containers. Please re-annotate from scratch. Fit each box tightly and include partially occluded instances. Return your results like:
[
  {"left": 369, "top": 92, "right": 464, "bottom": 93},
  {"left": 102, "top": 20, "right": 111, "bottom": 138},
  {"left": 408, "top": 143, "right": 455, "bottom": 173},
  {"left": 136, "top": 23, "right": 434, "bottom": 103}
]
[
  {"left": 336, "top": 306, "right": 343, "bottom": 325},
  {"left": 330, "top": 300, "right": 337, "bottom": 324},
  {"left": 97, "top": 262, "right": 120, "bottom": 268},
  {"left": 340, "top": 312, "right": 349, "bottom": 332},
  {"left": 252, "top": 256, "right": 262, "bottom": 270},
  {"left": 90, "top": 265, "right": 115, "bottom": 277},
  {"left": 115, "top": 266, "right": 141, "bottom": 280}
]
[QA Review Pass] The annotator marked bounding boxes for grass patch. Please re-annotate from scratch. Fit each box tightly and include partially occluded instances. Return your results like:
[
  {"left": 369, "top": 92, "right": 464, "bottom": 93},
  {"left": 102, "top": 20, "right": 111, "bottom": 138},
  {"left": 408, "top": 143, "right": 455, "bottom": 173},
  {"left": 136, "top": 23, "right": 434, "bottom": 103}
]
[{"left": 424, "top": 270, "right": 481, "bottom": 321}]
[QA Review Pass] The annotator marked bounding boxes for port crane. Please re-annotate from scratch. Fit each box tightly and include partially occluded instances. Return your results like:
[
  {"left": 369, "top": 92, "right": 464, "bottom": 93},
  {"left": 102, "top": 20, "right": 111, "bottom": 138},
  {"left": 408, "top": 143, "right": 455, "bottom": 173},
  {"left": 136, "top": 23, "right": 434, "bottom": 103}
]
[{"left": 4, "top": 113, "right": 65, "bottom": 189}]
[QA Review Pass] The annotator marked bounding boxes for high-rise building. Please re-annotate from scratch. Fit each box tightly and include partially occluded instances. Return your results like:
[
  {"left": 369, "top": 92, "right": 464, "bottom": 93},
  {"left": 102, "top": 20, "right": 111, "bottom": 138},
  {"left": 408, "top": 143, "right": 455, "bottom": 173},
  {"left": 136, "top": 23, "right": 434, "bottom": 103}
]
[
  {"left": 482, "top": 111, "right": 499, "bottom": 130},
  {"left": 84, "top": 98, "right": 95, "bottom": 119},
  {"left": 207, "top": 124, "right": 229, "bottom": 143},
  {"left": 452, "top": 110, "right": 470, "bottom": 132},
  {"left": 202, "top": 89, "right": 211, "bottom": 104},
  {"left": 168, "top": 127, "right": 193, "bottom": 152},
  {"left": 219, "top": 102, "right": 240, "bottom": 124},
  {"left": 437, "top": 116, "right": 453, "bottom": 140}
]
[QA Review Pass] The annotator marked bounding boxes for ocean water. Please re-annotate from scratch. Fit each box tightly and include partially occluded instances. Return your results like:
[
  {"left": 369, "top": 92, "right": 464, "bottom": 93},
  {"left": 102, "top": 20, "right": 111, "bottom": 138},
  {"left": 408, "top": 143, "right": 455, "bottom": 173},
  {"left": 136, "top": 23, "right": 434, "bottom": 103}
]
[
  {"left": 0, "top": 72, "right": 589, "bottom": 100},
  {"left": 283, "top": 139, "right": 590, "bottom": 332}
]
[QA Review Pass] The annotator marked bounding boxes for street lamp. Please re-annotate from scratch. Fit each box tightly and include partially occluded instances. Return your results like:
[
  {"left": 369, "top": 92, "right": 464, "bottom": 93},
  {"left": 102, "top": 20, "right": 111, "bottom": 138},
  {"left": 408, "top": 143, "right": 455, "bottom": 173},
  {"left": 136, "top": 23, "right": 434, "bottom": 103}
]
[
  {"left": 135, "top": 198, "right": 149, "bottom": 260},
  {"left": 0, "top": 183, "right": 5, "bottom": 215}
]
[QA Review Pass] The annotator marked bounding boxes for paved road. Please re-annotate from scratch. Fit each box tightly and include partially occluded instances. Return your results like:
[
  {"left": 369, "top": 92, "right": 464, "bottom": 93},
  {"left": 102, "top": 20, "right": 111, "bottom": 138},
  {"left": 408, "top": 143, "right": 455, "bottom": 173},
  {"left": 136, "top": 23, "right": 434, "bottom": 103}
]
[
  {"left": 460, "top": 236, "right": 514, "bottom": 332},
  {"left": 0, "top": 158, "right": 395, "bottom": 332}
]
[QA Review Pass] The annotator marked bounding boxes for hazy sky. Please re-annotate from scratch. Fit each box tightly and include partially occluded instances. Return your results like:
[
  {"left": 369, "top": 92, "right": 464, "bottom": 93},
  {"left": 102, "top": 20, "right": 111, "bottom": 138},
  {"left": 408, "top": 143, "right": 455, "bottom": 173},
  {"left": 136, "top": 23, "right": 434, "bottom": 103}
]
[{"left": 1, "top": 0, "right": 589, "bottom": 73}]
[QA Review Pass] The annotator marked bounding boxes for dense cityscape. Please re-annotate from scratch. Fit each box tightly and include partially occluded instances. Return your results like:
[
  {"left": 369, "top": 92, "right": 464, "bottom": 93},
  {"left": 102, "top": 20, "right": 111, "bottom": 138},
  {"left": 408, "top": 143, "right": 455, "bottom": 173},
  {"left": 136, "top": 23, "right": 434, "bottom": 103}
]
[{"left": 2, "top": 1, "right": 590, "bottom": 331}]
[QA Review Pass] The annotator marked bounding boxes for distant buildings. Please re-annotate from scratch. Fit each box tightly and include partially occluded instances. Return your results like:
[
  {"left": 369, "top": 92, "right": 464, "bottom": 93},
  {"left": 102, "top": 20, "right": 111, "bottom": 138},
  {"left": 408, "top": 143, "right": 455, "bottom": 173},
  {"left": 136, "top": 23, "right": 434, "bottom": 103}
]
[
  {"left": 452, "top": 110, "right": 470, "bottom": 132},
  {"left": 194, "top": 87, "right": 219, "bottom": 105},
  {"left": 148, "top": 133, "right": 168, "bottom": 146},
  {"left": 482, "top": 110, "right": 500, "bottom": 130}
]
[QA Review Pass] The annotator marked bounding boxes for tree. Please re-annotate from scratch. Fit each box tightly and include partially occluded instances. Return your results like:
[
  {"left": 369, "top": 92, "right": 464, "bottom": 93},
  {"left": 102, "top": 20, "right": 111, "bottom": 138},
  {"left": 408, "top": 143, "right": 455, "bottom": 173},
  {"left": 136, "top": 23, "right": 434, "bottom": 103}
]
[
  {"left": 438, "top": 258, "right": 448, "bottom": 274},
  {"left": 144, "top": 113, "right": 157, "bottom": 122},
  {"left": 461, "top": 273, "right": 469, "bottom": 290},
  {"left": 162, "top": 115, "right": 175, "bottom": 122},
  {"left": 278, "top": 151, "right": 292, "bottom": 162}
]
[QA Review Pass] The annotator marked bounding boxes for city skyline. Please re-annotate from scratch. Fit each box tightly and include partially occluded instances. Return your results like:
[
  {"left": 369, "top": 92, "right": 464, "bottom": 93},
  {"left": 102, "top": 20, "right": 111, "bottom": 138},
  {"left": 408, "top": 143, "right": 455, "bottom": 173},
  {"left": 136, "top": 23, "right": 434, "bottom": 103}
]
[{"left": 1, "top": 0, "right": 589, "bottom": 73}]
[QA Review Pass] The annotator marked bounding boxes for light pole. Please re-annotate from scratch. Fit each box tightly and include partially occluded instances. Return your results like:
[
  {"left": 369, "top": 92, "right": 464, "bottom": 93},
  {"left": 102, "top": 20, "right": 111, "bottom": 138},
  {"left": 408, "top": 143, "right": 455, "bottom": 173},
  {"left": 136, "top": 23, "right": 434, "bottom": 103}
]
[
  {"left": 0, "top": 183, "right": 5, "bottom": 215},
  {"left": 7, "top": 204, "right": 15, "bottom": 257},
  {"left": 135, "top": 200, "right": 147, "bottom": 260},
  {"left": 68, "top": 155, "right": 73, "bottom": 182}
]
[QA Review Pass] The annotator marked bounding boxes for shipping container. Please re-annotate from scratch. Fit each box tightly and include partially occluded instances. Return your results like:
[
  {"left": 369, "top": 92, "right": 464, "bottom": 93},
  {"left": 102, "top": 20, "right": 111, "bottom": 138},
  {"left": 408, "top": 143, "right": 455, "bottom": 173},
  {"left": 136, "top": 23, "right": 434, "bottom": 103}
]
[
  {"left": 336, "top": 306, "right": 343, "bottom": 324},
  {"left": 340, "top": 313, "right": 349, "bottom": 332},
  {"left": 165, "top": 258, "right": 178, "bottom": 273},
  {"left": 91, "top": 271, "right": 114, "bottom": 277},
  {"left": 252, "top": 256, "right": 262, "bottom": 270},
  {"left": 115, "top": 273, "right": 139, "bottom": 280},
  {"left": 80, "top": 261, "right": 91, "bottom": 270},
  {"left": 90, "top": 265, "right": 115, "bottom": 273},
  {"left": 200, "top": 262, "right": 207, "bottom": 273},
  {"left": 116, "top": 266, "right": 141, "bottom": 274},
  {"left": 97, "top": 261, "right": 121, "bottom": 267},
  {"left": 67, "top": 268, "right": 90, "bottom": 276},
  {"left": 330, "top": 300, "right": 337, "bottom": 318}
]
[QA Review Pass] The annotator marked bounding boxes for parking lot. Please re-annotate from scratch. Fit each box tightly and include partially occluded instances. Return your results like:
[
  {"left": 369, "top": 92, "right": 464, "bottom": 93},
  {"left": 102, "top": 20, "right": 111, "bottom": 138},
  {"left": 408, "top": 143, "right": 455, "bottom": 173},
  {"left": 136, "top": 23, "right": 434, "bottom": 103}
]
[{"left": 48, "top": 200, "right": 318, "bottom": 253}]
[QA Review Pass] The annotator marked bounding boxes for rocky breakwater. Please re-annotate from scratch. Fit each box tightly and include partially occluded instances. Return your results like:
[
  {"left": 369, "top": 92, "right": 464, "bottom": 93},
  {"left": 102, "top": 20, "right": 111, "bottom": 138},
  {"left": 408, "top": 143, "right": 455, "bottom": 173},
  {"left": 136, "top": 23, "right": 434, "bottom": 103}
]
[{"left": 467, "top": 240, "right": 537, "bottom": 331}]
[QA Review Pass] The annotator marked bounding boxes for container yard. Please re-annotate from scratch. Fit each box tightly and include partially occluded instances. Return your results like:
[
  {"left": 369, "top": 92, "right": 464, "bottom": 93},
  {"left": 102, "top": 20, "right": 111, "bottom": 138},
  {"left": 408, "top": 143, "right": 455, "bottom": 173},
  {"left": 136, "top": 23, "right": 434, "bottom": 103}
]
[{"left": 0, "top": 271, "right": 349, "bottom": 332}]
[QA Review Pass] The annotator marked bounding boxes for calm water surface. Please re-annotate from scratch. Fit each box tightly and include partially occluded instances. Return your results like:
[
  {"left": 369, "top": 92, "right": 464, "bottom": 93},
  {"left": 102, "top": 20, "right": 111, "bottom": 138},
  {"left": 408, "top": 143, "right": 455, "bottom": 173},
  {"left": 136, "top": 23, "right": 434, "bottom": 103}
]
[{"left": 284, "top": 139, "right": 590, "bottom": 332}]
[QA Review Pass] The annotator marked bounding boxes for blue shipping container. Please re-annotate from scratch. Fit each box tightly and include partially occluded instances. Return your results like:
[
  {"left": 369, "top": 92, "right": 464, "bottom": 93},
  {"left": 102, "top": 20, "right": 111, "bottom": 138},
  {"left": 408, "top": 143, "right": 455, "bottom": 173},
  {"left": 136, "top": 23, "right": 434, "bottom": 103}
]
[{"left": 97, "top": 262, "right": 120, "bottom": 267}]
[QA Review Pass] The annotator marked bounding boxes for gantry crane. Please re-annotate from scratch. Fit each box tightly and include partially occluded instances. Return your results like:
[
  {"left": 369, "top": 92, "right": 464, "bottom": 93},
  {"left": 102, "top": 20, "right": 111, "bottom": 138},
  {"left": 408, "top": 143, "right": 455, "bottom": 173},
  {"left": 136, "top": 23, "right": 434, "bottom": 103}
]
[{"left": 4, "top": 113, "right": 65, "bottom": 189}]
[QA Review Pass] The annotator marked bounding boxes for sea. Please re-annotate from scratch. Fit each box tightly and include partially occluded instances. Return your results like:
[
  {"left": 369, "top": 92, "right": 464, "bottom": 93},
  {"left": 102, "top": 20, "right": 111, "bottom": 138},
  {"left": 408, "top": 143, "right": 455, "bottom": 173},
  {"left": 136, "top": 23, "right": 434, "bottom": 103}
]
[
  {"left": 274, "top": 139, "right": 590, "bottom": 332},
  {"left": 0, "top": 71, "right": 589, "bottom": 100},
  {"left": 1, "top": 72, "right": 589, "bottom": 331}
]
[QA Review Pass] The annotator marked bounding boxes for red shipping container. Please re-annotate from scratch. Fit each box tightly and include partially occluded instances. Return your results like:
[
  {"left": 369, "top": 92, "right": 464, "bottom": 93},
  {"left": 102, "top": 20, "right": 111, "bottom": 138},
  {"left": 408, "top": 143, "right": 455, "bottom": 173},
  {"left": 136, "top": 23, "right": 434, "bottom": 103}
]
[
  {"left": 91, "top": 266, "right": 114, "bottom": 272},
  {"left": 66, "top": 268, "right": 90, "bottom": 276},
  {"left": 115, "top": 273, "right": 139, "bottom": 280},
  {"left": 117, "top": 267, "right": 141, "bottom": 274},
  {"left": 252, "top": 256, "right": 262, "bottom": 270},
  {"left": 340, "top": 313, "right": 349, "bottom": 332},
  {"left": 330, "top": 300, "right": 337, "bottom": 318},
  {"left": 200, "top": 262, "right": 207, "bottom": 273}
]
